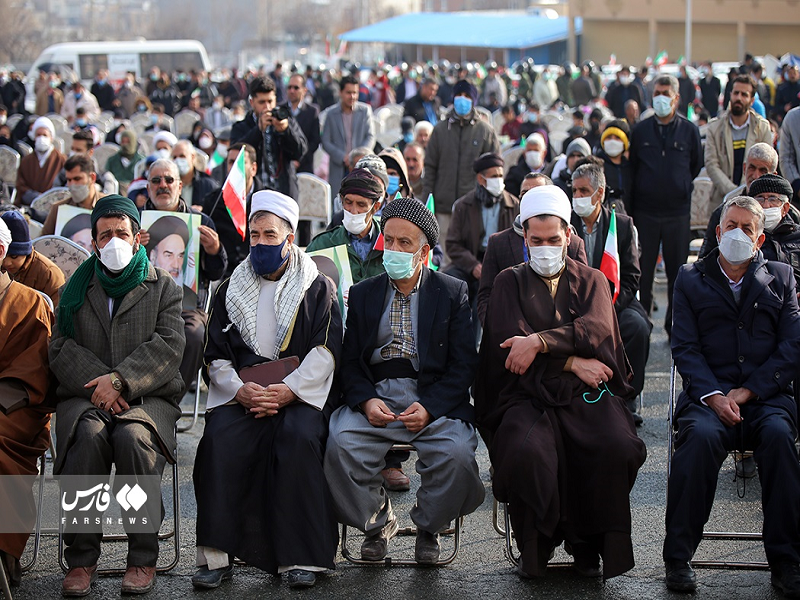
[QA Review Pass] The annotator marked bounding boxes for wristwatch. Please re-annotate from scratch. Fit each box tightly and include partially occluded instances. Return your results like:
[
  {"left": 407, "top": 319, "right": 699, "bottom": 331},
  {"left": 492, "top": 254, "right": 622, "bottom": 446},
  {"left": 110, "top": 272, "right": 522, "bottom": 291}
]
[{"left": 110, "top": 372, "right": 124, "bottom": 392}]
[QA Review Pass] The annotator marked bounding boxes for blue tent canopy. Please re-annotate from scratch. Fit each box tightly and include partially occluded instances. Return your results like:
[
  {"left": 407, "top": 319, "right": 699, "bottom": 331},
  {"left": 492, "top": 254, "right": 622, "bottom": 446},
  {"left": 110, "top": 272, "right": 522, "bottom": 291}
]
[{"left": 339, "top": 11, "right": 583, "bottom": 50}]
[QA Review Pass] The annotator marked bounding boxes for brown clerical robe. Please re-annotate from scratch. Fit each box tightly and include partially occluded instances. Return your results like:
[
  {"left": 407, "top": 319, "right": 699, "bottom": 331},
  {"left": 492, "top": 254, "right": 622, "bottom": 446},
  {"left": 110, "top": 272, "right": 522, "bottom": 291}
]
[
  {"left": 475, "top": 256, "right": 646, "bottom": 580},
  {"left": 11, "top": 250, "right": 66, "bottom": 308},
  {"left": 0, "top": 272, "right": 53, "bottom": 562}
]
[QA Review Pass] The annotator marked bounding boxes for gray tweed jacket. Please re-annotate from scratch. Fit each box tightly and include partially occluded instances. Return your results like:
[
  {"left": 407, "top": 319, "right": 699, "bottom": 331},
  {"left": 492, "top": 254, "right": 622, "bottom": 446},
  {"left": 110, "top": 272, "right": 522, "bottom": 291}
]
[{"left": 49, "top": 264, "right": 185, "bottom": 474}]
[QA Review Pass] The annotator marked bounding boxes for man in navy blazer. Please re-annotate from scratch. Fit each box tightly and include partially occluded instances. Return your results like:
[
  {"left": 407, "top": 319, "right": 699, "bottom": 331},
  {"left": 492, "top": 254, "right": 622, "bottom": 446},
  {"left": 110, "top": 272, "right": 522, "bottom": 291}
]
[
  {"left": 664, "top": 195, "right": 800, "bottom": 596},
  {"left": 324, "top": 198, "right": 484, "bottom": 565}
]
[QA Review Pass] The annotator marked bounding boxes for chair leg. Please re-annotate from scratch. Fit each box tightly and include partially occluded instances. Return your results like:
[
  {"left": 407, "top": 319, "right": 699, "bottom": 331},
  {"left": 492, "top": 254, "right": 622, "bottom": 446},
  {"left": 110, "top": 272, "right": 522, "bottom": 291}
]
[
  {"left": 0, "top": 557, "right": 13, "bottom": 600},
  {"left": 177, "top": 370, "right": 201, "bottom": 433},
  {"left": 492, "top": 498, "right": 505, "bottom": 536},
  {"left": 19, "top": 453, "right": 46, "bottom": 573}
]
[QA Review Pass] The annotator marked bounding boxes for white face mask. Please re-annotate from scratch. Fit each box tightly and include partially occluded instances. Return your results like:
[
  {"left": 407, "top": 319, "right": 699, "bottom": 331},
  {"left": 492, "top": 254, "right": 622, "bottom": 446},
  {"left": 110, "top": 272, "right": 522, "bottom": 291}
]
[
  {"left": 763, "top": 207, "right": 783, "bottom": 232},
  {"left": 216, "top": 143, "right": 228, "bottom": 156},
  {"left": 652, "top": 95, "right": 674, "bottom": 118},
  {"left": 68, "top": 183, "right": 90, "bottom": 204},
  {"left": 717, "top": 227, "right": 756, "bottom": 265},
  {"left": 342, "top": 208, "right": 370, "bottom": 235},
  {"left": 484, "top": 176, "right": 505, "bottom": 197},
  {"left": 572, "top": 192, "right": 596, "bottom": 218},
  {"left": 35, "top": 135, "right": 52, "bottom": 153},
  {"left": 156, "top": 148, "right": 171, "bottom": 159},
  {"left": 99, "top": 236, "right": 134, "bottom": 272},
  {"left": 174, "top": 157, "right": 191, "bottom": 176},
  {"left": 603, "top": 139, "right": 625, "bottom": 158},
  {"left": 198, "top": 136, "right": 213, "bottom": 150},
  {"left": 528, "top": 244, "right": 566, "bottom": 277},
  {"left": 525, "top": 150, "right": 543, "bottom": 169}
]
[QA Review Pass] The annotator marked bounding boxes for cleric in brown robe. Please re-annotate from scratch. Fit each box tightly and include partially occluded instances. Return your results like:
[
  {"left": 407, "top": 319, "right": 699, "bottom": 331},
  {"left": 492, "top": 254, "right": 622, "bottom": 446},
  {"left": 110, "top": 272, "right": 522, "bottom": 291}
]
[
  {"left": 1, "top": 210, "right": 65, "bottom": 308},
  {"left": 474, "top": 185, "right": 646, "bottom": 580},
  {"left": 0, "top": 216, "right": 53, "bottom": 586}
]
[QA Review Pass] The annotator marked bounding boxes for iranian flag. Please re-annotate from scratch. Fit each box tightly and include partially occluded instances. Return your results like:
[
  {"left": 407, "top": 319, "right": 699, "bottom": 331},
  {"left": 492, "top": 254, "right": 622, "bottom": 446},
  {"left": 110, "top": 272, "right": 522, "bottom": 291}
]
[
  {"left": 425, "top": 193, "right": 438, "bottom": 271},
  {"left": 221, "top": 147, "right": 248, "bottom": 240},
  {"left": 599, "top": 209, "right": 620, "bottom": 304}
]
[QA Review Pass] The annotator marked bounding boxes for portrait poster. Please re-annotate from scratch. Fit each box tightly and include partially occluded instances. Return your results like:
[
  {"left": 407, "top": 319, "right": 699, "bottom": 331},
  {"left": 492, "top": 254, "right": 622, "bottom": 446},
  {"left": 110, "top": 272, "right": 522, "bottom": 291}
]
[
  {"left": 54, "top": 205, "right": 93, "bottom": 253},
  {"left": 140, "top": 210, "right": 201, "bottom": 306}
]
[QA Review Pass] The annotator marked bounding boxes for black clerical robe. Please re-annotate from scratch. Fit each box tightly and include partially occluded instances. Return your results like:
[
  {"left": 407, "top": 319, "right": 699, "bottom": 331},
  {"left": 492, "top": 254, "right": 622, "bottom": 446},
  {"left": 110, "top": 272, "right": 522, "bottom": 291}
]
[
  {"left": 194, "top": 273, "right": 342, "bottom": 573},
  {"left": 475, "top": 257, "right": 646, "bottom": 579}
]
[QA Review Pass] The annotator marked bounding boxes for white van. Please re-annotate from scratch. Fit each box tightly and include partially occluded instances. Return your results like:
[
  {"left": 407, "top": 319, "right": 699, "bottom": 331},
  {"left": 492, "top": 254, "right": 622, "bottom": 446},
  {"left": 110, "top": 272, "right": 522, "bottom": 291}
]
[{"left": 25, "top": 39, "right": 212, "bottom": 112}]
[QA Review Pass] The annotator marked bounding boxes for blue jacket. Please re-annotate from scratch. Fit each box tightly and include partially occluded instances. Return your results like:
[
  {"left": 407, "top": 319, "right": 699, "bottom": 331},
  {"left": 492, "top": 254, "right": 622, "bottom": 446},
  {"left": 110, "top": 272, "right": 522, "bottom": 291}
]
[
  {"left": 340, "top": 267, "right": 478, "bottom": 424},
  {"left": 671, "top": 249, "right": 800, "bottom": 418},
  {"left": 629, "top": 113, "right": 703, "bottom": 217}
]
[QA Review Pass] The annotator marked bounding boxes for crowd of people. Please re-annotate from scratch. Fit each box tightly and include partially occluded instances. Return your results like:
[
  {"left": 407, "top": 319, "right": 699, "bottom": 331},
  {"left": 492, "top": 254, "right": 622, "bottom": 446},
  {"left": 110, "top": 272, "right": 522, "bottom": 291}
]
[{"left": 0, "top": 49, "right": 800, "bottom": 598}]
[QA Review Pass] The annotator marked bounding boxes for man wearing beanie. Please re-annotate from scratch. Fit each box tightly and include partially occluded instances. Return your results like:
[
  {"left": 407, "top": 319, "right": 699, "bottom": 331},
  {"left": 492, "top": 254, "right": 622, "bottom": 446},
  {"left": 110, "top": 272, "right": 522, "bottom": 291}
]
[
  {"left": 597, "top": 119, "right": 633, "bottom": 212},
  {"left": 325, "top": 197, "right": 485, "bottom": 565},
  {"left": 445, "top": 152, "right": 519, "bottom": 336},
  {"left": 50, "top": 195, "right": 185, "bottom": 596},
  {"left": 0, "top": 215, "right": 53, "bottom": 589},
  {"left": 0, "top": 210, "right": 65, "bottom": 307},
  {"left": 475, "top": 185, "right": 646, "bottom": 581},
  {"left": 422, "top": 79, "right": 499, "bottom": 263}
]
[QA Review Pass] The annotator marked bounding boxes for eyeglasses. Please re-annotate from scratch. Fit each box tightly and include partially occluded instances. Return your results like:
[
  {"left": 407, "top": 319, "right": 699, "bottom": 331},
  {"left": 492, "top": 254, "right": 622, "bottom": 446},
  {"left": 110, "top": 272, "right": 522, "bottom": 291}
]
[
  {"left": 287, "top": 85, "right": 302, "bottom": 90},
  {"left": 149, "top": 176, "right": 176, "bottom": 185},
  {"left": 756, "top": 196, "right": 786, "bottom": 207}
]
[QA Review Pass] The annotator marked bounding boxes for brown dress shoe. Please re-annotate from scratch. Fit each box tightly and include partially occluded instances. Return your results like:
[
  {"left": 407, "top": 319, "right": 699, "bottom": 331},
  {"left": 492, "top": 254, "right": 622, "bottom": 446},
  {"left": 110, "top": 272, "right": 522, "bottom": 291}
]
[
  {"left": 62, "top": 565, "right": 98, "bottom": 597},
  {"left": 121, "top": 566, "right": 156, "bottom": 595},
  {"left": 381, "top": 468, "right": 410, "bottom": 491}
]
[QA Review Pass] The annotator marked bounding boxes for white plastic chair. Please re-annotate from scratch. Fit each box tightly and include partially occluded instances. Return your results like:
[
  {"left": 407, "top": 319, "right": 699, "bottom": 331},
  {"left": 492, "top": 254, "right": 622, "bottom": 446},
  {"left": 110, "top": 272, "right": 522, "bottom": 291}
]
[
  {"left": 32, "top": 235, "right": 91, "bottom": 281},
  {"left": 93, "top": 143, "right": 120, "bottom": 175},
  {"left": 296, "top": 173, "right": 332, "bottom": 239}
]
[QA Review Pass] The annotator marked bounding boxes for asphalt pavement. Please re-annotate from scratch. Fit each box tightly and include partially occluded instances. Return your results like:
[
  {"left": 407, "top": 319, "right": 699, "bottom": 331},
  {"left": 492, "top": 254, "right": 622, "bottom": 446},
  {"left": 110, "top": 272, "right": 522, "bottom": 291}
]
[{"left": 7, "top": 279, "right": 785, "bottom": 600}]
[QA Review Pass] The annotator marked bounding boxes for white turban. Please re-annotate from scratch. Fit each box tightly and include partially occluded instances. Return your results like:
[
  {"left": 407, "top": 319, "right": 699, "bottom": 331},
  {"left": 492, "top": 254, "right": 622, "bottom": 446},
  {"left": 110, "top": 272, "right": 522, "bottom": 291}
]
[
  {"left": 32, "top": 116, "right": 55, "bottom": 138},
  {"left": 527, "top": 132, "right": 546, "bottom": 149},
  {"left": 250, "top": 190, "right": 299, "bottom": 232},
  {"left": 153, "top": 131, "right": 178, "bottom": 148},
  {"left": 0, "top": 217, "right": 11, "bottom": 258},
  {"left": 520, "top": 185, "right": 571, "bottom": 226}
]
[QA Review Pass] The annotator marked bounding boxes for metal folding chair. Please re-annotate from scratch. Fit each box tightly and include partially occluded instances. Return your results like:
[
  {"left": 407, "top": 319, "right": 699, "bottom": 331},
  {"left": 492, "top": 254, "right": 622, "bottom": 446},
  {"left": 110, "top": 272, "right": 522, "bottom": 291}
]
[
  {"left": 339, "top": 444, "right": 462, "bottom": 567},
  {"left": 667, "top": 360, "right": 770, "bottom": 570},
  {"left": 57, "top": 450, "right": 181, "bottom": 577},
  {"left": 178, "top": 288, "right": 214, "bottom": 432}
]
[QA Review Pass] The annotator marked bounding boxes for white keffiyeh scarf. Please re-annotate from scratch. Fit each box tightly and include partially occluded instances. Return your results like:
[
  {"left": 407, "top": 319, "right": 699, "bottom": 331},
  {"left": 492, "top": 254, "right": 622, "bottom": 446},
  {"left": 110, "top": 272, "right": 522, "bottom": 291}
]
[{"left": 225, "top": 244, "right": 319, "bottom": 359}]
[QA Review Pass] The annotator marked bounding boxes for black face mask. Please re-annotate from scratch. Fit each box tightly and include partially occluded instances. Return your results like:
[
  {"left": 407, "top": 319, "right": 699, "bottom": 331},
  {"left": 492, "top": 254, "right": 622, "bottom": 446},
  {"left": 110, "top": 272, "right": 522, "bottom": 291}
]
[{"left": 0, "top": 137, "right": 10, "bottom": 146}]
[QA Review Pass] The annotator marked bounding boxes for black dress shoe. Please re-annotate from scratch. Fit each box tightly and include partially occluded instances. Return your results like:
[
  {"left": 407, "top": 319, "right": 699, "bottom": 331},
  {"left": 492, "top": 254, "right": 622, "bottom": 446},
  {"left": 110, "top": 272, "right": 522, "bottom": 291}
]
[
  {"left": 191, "top": 564, "right": 233, "bottom": 589},
  {"left": 571, "top": 544, "right": 601, "bottom": 578},
  {"left": 415, "top": 530, "right": 440, "bottom": 565},
  {"left": 665, "top": 560, "right": 697, "bottom": 592},
  {"left": 286, "top": 569, "right": 316, "bottom": 588},
  {"left": 361, "top": 517, "right": 399, "bottom": 561},
  {"left": 772, "top": 561, "right": 800, "bottom": 599}
]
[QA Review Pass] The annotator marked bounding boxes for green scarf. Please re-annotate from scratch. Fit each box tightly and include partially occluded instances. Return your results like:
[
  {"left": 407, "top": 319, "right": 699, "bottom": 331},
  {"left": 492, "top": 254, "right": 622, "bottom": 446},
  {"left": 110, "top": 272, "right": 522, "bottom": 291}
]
[{"left": 57, "top": 245, "right": 150, "bottom": 338}]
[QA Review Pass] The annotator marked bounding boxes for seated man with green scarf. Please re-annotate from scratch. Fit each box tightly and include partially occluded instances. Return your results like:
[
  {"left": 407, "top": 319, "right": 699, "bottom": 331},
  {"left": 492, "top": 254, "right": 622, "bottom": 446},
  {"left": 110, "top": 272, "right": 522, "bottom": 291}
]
[{"left": 49, "top": 195, "right": 186, "bottom": 597}]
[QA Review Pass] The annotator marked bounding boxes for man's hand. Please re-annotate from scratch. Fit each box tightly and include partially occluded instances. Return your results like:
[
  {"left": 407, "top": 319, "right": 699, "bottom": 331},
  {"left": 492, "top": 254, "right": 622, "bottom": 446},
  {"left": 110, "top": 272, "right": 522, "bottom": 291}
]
[
  {"left": 727, "top": 387, "right": 755, "bottom": 406},
  {"left": 236, "top": 382, "right": 268, "bottom": 409},
  {"left": 138, "top": 228, "right": 150, "bottom": 246},
  {"left": 570, "top": 356, "right": 614, "bottom": 388},
  {"left": 84, "top": 375, "right": 126, "bottom": 414},
  {"left": 361, "top": 398, "right": 396, "bottom": 428},
  {"left": 471, "top": 263, "right": 482, "bottom": 280},
  {"left": 500, "top": 334, "right": 543, "bottom": 375},
  {"left": 249, "top": 383, "right": 296, "bottom": 419},
  {"left": 707, "top": 393, "right": 743, "bottom": 427},
  {"left": 272, "top": 115, "right": 289, "bottom": 133},
  {"left": 198, "top": 224, "right": 221, "bottom": 255},
  {"left": 398, "top": 402, "right": 431, "bottom": 433}
]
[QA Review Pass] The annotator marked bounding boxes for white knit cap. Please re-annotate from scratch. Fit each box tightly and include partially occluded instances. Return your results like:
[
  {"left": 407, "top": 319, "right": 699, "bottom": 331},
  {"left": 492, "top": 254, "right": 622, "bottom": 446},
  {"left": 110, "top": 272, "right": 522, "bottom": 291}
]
[
  {"left": 32, "top": 116, "right": 55, "bottom": 138},
  {"left": 250, "top": 190, "right": 299, "bottom": 232},
  {"left": 153, "top": 131, "right": 178, "bottom": 148},
  {"left": 520, "top": 185, "right": 572, "bottom": 226},
  {"left": 0, "top": 216, "right": 11, "bottom": 258}
]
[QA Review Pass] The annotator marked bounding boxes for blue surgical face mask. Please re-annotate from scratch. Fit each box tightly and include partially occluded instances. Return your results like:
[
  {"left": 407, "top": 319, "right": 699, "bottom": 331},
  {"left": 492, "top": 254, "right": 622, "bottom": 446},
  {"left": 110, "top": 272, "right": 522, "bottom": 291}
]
[
  {"left": 75, "top": 118, "right": 87, "bottom": 127},
  {"left": 250, "top": 239, "right": 289, "bottom": 276},
  {"left": 386, "top": 175, "right": 400, "bottom": 197},
  {"left": 453, "top": 96, "right": 473, "bottom": 117},
  {"left": 403, "top": 132, "right": 413, "bottom": 143},
  {"left": 383, "top": 247, "right": 421, "bottom": 280},
  {"left": 652, "top": 95, "right": 673, "bottom": 118}
]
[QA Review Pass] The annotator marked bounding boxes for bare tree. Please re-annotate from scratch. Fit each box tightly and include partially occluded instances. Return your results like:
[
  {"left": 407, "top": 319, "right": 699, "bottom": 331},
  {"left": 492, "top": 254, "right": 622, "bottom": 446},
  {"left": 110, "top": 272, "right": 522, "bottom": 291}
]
[{"left": 0, "top": 0, "right": 44, "bottom": 64}]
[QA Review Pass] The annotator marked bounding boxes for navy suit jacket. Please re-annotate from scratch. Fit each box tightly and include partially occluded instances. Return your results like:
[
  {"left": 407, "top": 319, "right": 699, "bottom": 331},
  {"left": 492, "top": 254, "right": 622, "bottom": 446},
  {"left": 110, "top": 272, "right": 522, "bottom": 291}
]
[
  {"left": 340, "top": 266, "right": 478, "bottom": 424},
  {"left": 671, "top": 250, "right": 800, "bottom": 418}
]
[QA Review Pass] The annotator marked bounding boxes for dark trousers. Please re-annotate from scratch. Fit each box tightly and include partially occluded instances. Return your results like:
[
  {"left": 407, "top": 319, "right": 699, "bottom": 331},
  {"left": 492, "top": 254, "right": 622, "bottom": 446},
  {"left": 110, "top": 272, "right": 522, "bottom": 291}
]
[
  {"left": 60, "top": 410, "right": 167, "bottom": 568},
  {"left": 180, "top": 308, "right": 208, "bottom": 390},
  {"left": 617, "top": 301, "right": 652, "bottom": 397},
  {"left": 664, "top": 401, "right": 800, "bottom": 566},
  {"left": 634, "top": 211, "right": 690, "bottom": 335}
]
